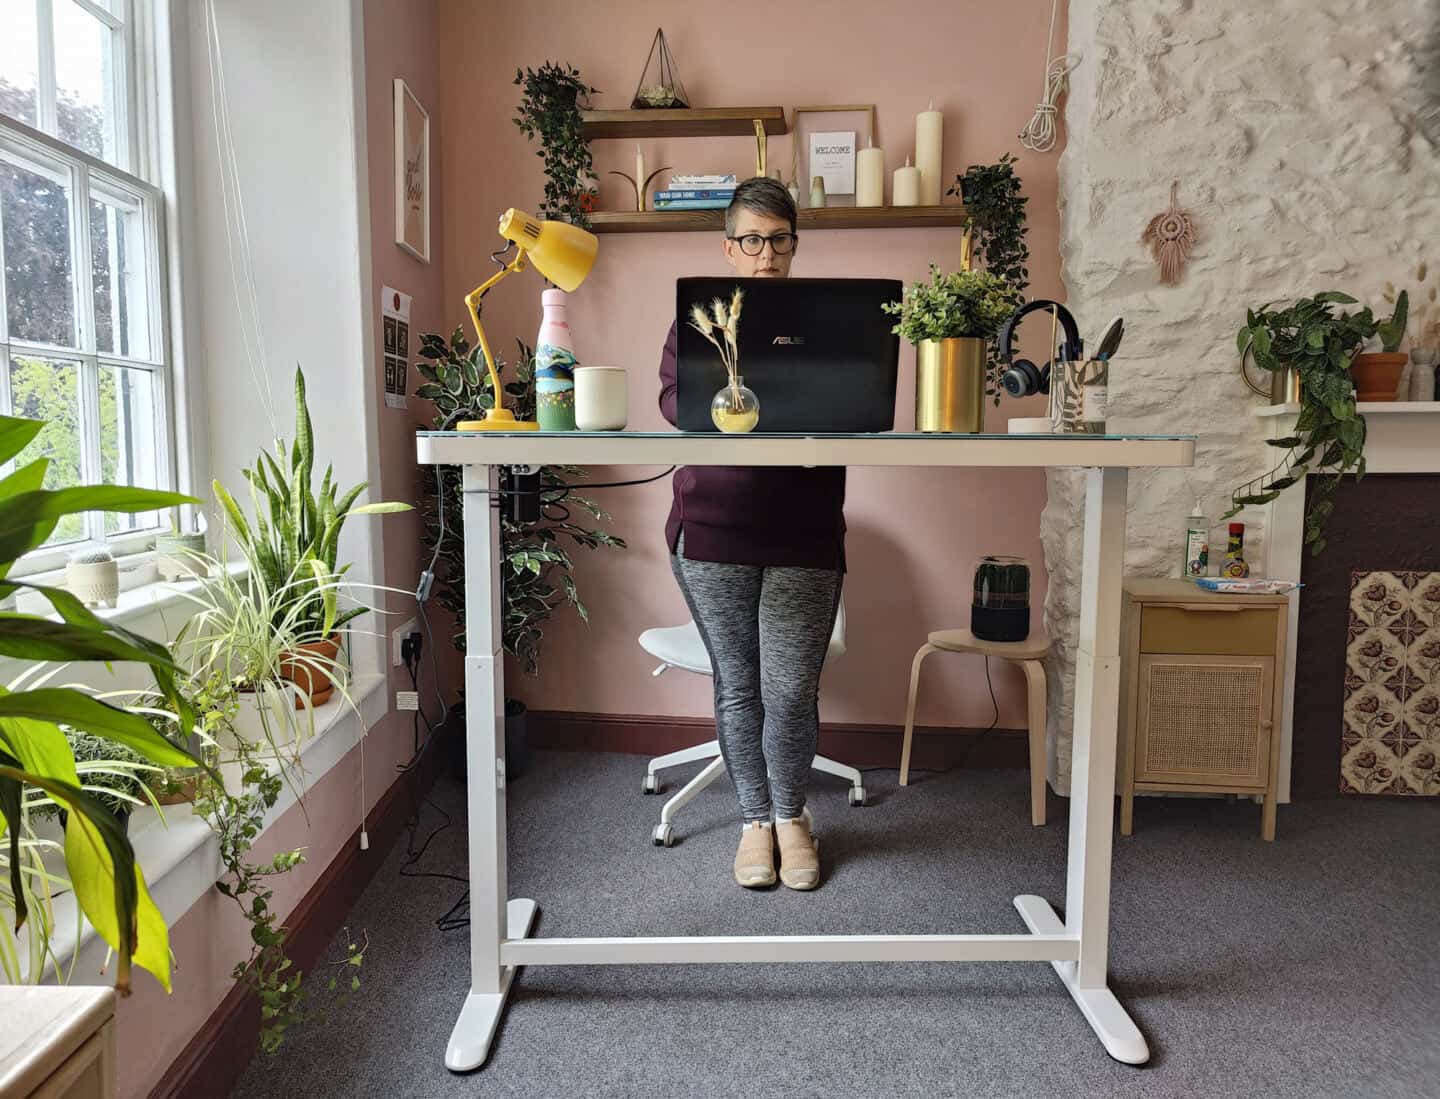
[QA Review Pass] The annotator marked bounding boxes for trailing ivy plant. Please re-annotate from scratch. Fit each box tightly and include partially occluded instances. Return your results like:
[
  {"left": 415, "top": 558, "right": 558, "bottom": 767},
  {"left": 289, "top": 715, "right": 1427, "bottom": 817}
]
[
  {"left": 1227, "top": 291, "right": 1385, "bottom": 554},
  {"left": 949, "top": 153, "right": 1030, "bottom": 294},
  {"left": 514, "top": 62, "right": 599, "bottom": 228},
  {"left": 192, "top": 675, "right": 365, "bottom": 1055},
  {"left": 415, "top": 328, "right": 626, "bottom": 673},
  {"left": 947, "top": 154, "right": 1030, "bottom": 400}
]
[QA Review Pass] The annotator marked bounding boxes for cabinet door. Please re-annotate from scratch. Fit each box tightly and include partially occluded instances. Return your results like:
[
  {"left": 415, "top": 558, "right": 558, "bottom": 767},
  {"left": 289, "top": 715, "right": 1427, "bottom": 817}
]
[{"left": 1134, "top": 654, "right": 1274, "bottom": 788}]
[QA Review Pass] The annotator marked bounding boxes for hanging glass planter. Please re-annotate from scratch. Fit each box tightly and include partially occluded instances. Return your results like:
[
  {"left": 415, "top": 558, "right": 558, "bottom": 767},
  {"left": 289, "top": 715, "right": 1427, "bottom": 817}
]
[{"left": 631, "top": 28, "right": 690, "bottom": 109}]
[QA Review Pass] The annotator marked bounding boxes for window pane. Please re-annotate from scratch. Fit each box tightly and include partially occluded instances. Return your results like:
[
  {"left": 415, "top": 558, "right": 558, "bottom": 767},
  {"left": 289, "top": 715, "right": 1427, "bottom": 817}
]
[
  {"left": 90, "top": 192, "right": 148, "bottom": 358},
  {"left": 0, "top": 156, "right": 76, "bottom": 346},
  {"left": 100, "top": 363, "right": 159, "bottom": 534},
  {"left": 0, "top": 0, "right": 41, "bottom": 128},
  {"left": 8, "top": 354, "right": 84, "bottom": 545},
  {"left": 54, "top": 1, "right": 120, "bottom": 164}
]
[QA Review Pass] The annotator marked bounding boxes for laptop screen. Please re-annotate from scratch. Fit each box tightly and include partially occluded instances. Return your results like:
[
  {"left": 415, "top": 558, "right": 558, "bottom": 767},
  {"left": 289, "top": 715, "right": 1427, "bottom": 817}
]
[{"left": 675, "top": 277, "right": 903, "bottom": 433}]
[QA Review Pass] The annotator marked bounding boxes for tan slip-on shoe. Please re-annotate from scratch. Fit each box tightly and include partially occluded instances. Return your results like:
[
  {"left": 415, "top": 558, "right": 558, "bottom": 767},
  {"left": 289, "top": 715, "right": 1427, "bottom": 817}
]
[
  {"left": 734, "top": 821, "right": 777, "bottom": 888},
  {"left": 775, "top": 813, "right": 820, "bottom": 891}
]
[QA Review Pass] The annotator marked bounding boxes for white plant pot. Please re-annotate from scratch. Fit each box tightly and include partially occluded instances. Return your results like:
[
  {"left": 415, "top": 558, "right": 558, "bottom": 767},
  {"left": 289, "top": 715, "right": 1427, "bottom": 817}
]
[{"left": 66, "top": 559, "right": 119, "bottom": 609}]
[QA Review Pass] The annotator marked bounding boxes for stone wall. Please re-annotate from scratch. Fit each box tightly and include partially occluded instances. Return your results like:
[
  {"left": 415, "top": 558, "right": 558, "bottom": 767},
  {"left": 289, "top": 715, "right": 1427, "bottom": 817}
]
[{"left": 1045, "top": 0, "right": 1440, "bottom": 792}]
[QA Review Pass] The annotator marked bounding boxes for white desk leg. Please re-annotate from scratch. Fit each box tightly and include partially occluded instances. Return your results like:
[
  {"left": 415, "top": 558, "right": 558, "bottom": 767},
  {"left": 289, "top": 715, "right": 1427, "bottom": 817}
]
[
  {"left": 1015, "top": 466, "right": 1149, "bottom": 1065},
  {"left": 446, "top": 464, "right": 539, "bottom": 1072}
]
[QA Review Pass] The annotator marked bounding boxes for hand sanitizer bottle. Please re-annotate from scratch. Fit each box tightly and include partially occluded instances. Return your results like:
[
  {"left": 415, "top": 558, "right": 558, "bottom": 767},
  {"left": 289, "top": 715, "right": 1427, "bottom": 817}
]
[{"left": 1183, "top": 499, "right": 1209, "bottom": 578}]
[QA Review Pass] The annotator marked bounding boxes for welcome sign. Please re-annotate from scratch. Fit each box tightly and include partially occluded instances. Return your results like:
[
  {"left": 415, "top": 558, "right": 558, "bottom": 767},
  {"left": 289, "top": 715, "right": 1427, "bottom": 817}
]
[{"left": 809, "top": 130, "right": 857, "bottom": 195}]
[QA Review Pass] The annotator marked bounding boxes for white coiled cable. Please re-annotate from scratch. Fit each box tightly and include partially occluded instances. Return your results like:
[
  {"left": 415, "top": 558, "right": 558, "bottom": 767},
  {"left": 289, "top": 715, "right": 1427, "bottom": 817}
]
[{"left": 1019, "top": 0, "right": 1081, "bottom": 153}]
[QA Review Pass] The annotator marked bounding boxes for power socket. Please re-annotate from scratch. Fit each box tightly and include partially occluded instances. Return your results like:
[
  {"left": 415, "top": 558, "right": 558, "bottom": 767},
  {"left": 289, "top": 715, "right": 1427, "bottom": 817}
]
[
  {"left": 396, "top": 690, "right": 419, "bottom": 711},
  {"left": 391, "top": 617, "right": 419, "bottom": 667}
]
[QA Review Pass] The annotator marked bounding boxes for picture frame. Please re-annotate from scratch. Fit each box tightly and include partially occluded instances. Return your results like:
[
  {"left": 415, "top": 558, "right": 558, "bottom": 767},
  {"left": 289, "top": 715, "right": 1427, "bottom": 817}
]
[
  {"left": 394, "top": 78, "right": 430, "bottom": 263},
  {"left": 790, "top": 104, "right": 877, "bottom": 209}
]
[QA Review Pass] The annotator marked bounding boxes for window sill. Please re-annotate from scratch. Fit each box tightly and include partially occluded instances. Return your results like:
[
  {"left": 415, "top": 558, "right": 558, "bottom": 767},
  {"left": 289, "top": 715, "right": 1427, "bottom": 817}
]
[
  {"left": 10, "top": 558, "right": 243, "bottom": 627},
  {"left": 27, "top": 670, "right": 387, "bottom": 982}
]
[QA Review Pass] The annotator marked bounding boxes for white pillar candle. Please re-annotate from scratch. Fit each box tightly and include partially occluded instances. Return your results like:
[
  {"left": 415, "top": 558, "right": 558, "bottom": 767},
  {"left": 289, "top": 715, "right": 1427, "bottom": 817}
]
[
  {"left": 856, "top": 141, "right": 885, "bottom": 207},
  {"left": 893, "top": 155, "right": 921, "bottom": 207},
  {"left": 635, "top": 144, "right": 646, "bottom": 211},
  {"left": 915, "top": 101, "right": 943, "bottom": 206}
]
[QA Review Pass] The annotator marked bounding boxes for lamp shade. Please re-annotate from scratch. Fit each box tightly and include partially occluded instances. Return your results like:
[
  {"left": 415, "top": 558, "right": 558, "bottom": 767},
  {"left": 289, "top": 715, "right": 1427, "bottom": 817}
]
[{"left": 496, "top": 208, "right": 597, "bottom": 293}]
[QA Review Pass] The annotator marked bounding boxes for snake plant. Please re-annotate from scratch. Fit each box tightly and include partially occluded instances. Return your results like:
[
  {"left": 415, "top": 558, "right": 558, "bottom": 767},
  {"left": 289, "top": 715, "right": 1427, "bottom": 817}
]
[{"left": 213, "top": 367, "right": 410, "bottom": 636}]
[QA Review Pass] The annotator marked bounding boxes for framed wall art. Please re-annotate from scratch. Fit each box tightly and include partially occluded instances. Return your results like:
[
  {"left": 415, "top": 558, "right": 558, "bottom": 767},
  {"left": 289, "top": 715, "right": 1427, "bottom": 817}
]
[
  {"left": 395, "top": 78, "right": 430, "bottom": 262},
  {"left": 790, "top": 104, "right": 876, "bottom": 208}
]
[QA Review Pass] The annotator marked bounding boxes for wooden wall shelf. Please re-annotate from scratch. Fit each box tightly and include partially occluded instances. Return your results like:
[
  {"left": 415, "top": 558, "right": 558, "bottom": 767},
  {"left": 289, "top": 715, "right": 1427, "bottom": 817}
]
[
  {"left": 588, "top": 205, "right": 970, "bottom": 234},
  {"left": 581, "top": 107, "right": 787, "bottom": 140}
]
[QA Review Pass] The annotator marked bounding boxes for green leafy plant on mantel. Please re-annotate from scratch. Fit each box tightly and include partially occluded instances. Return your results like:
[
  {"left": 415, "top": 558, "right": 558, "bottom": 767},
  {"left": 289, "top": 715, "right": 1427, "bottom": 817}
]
[
  {"left": 514, "top": 62, "right": 599, "bottom": 228},
  {"left": 415, "top": 327, "right": 626, "bottom": 673},
  {"left": 1227, "top": 291, "right": 1402, "bottom": 554}
]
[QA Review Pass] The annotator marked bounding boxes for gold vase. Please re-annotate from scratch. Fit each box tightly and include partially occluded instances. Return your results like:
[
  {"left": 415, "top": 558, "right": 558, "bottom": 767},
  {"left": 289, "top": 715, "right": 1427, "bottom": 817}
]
[{"left": 916, "top": 337, "right": 986, "bottom": 433}]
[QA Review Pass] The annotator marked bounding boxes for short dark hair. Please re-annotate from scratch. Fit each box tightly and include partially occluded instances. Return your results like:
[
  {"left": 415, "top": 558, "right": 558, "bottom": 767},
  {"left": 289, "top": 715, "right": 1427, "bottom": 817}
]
[{"left": 725, "top": 176, "right": 797, "bottom": 236}]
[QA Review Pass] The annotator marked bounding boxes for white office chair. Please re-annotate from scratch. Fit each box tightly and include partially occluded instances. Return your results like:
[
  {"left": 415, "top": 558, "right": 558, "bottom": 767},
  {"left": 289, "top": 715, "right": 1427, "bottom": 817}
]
[{"left": 638, "top": 597, "right": 866, "bottom": 847}]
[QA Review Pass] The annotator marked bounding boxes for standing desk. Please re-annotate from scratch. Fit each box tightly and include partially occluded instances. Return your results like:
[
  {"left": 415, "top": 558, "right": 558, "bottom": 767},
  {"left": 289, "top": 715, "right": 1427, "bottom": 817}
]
[{"left": 415, "top": 431, "right": 1196, "bottom": 1072}]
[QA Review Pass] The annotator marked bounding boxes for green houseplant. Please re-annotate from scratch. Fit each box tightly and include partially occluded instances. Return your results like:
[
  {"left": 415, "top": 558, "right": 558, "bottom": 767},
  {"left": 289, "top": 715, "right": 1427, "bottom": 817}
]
[
  {"left": 1228, "top": 291, "right": 1392, "bottom": 553},
  {"left": 214, "top": 366, "right": 410, "bottom": 705},
  {"left": 416, "top": 327, "right": 626, "bottom": 674},
  {"left": 514, "top": 62, "right": 599, "bottom": 228},
  {"left": 1350, "top": 287, "right": 1409, "bottom": 401},
  {"left": 0, "top": 414, "right": 205, "bottom": 994},
  {"left": 884, "top": 267, "right": 1023, "bottom": 432},
  {"left": 948, "top": 153, "right": 1030, "bottom": 294}
]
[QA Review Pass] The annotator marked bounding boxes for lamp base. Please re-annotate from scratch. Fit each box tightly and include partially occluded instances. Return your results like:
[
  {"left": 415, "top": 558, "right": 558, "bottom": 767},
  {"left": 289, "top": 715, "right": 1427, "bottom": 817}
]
[{"left": 457, "top": 408, "right": 540, "bottom": 432}]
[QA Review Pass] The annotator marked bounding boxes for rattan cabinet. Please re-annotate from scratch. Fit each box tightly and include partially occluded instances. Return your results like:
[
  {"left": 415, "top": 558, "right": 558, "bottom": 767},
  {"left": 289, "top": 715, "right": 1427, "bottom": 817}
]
[{"left": 1119, "top": 579, "right": 1290, "bottom": 841}]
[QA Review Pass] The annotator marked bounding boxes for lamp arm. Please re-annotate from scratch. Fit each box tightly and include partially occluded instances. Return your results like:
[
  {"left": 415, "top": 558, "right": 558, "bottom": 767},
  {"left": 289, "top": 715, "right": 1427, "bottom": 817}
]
[{"left": 463, "top": 250, "right": 530, "bottom": 411}]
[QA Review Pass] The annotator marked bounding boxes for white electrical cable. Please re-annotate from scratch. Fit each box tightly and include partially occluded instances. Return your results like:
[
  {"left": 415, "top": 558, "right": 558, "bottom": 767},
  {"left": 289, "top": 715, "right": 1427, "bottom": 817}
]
[
  {"left": 1018, "top": 0, "right": 1081, "bottom": 153},
  {"left": 204, "top": 0, "right": 279, "bottom": 436}
]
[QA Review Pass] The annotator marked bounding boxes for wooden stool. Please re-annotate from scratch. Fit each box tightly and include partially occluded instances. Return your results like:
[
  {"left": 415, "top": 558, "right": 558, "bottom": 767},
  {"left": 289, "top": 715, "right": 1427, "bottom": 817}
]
[{"left": 899, "top": 628, "right": 1053, "bottom": 825}]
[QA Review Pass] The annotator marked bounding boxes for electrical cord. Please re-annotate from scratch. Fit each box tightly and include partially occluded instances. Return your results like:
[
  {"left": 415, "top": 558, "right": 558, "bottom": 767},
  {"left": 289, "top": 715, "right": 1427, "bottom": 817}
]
[
  {"left": 860, "top": 657, "right": 1004, "bottom": 778},
  {"left": 1018, "top": 0, "right": 1081, "bottom": 153}
]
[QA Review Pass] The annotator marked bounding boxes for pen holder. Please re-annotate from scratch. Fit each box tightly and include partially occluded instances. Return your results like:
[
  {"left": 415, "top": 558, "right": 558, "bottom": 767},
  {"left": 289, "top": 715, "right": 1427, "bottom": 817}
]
[{"left": 1049, "top": 359, "right": 1108, "bottom": 435}]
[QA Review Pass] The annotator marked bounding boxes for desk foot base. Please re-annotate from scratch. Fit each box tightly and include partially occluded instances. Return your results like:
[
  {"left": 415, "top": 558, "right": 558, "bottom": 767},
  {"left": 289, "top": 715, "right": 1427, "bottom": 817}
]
[
  {"left": 1013, "top": 895, "right": 1149, "bottom": 1065},
  {"left": 444, "top": 898, "right": 539, "bottom": 1072}
]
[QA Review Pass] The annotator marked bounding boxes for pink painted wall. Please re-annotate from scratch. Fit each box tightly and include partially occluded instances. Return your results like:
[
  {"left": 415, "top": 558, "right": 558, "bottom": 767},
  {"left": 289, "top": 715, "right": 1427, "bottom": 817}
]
[
  {"left": 437, "top": 1, "right": 1066, "bottom": 730},
  {"left": 114, "top": 4, "right": 450, "bottom": 1094}
]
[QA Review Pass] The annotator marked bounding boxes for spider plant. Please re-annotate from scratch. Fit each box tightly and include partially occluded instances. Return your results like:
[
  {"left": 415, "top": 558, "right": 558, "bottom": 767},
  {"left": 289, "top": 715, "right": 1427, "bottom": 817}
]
[{"left": 213, "top": 366, "right": 410, "bottom": 639}]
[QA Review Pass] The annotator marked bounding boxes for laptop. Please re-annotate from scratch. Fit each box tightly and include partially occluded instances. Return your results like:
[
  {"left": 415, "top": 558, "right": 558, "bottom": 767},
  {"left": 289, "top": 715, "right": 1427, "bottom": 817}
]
[{"left": 675, "top": 277, "right": 902, "bottom": 433}]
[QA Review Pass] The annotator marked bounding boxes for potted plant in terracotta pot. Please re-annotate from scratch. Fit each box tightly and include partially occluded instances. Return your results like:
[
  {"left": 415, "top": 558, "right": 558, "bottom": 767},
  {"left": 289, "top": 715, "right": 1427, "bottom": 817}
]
[
  {"left": 882, "top": 265, "right": 1022, "bottom": 433},
  {"left": 214, "top": 367, "right": 410, "bottom": 707},
  {"left": 1351, "top": 288, "right": 1409, "bottom": 401}
]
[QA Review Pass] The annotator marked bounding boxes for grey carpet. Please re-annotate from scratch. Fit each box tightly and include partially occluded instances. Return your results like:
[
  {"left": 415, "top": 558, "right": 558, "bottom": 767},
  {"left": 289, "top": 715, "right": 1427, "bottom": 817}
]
[{"left": 232, "top": 751, "right": 1440, "bottom": 1099}]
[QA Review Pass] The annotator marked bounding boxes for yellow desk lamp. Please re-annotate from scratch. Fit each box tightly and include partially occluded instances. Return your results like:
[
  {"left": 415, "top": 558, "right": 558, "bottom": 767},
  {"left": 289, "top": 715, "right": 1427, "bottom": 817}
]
[{"left": 458, "top": 209, "right": 599, "bottom": 431}]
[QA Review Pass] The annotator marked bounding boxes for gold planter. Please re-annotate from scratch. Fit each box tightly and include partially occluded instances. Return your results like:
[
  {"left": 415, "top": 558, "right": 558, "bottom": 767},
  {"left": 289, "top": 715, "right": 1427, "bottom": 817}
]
[{"left": 916, "top": 337, "right": 986, "bottom": 433}]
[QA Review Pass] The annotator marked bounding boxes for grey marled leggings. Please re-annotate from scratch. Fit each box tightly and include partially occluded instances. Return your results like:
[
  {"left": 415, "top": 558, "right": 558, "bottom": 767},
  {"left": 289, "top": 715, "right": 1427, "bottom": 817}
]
[{"left": 670, "top": 537, "right": 842, "bottom": 823}]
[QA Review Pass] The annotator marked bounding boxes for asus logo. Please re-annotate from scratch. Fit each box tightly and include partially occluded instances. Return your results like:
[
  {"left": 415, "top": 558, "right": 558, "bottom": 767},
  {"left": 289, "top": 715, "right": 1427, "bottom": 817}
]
[{"left": 772, "top": 336, "right": 806, "bottom": 345}]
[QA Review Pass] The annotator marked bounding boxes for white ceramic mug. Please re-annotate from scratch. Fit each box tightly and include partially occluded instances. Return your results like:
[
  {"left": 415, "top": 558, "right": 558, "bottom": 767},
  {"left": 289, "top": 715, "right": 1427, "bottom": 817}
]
[{"left": 574, "top": 367, "right": 628, "bottom": 431}]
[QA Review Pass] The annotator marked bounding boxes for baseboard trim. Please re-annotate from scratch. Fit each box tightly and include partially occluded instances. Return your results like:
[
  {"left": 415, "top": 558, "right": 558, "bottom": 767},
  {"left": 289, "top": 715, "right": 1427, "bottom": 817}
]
[
  {"left": 148, "top": 740, "right": 444, "bottom": 1099},
  {"left": 527, "top": 710, "right": 1030, "bottom": 771}
]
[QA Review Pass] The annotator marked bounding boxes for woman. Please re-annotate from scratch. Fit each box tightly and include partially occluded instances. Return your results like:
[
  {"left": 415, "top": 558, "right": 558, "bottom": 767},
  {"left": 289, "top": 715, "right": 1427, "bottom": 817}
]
[{"left": 658, "top": 177, "right": 844, "bottom": 891}]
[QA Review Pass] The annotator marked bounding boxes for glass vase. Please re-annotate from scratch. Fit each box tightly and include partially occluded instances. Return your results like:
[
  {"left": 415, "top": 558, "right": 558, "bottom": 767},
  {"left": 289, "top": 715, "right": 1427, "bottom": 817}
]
[{"left": 711, "top": 378, "right": 760, "bottom": 433}]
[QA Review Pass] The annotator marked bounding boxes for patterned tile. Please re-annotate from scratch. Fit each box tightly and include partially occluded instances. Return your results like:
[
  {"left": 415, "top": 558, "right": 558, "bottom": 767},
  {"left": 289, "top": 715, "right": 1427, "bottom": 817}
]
[{"left": 1342, "top": 571, "right": 1440, "bottom": 796}]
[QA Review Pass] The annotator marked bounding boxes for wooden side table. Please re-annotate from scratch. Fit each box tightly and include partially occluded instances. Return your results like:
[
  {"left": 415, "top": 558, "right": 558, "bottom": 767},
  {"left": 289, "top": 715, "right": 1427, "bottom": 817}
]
[
  {"left": 0, "top": 985, "right": 116, "bottom": 1098},
  {"left": 1119, "top": 579, "right": 1290, "bottom": 841}
]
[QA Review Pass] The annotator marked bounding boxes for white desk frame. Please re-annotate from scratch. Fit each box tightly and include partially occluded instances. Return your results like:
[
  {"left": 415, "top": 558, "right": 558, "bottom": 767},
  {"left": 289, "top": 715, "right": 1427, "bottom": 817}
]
[{"left": 415, "top": 432, "right": 1196, "bottom": 1072}]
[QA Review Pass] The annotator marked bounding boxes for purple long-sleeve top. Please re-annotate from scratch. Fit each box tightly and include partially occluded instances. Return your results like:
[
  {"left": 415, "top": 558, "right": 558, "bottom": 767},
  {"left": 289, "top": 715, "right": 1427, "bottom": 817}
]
[{"left": 659, "top": 322, "right": 846, "bottom": 571}]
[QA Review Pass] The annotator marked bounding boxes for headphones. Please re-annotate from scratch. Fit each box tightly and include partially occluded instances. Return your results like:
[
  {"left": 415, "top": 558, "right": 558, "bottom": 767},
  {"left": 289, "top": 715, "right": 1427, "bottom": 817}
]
[{"left": 996, "top": 300, "right": 1084, "bottom": 398}]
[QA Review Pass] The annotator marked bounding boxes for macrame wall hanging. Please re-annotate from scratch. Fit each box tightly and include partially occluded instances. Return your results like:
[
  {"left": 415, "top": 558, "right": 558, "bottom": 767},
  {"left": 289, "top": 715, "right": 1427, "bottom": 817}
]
[{"left": 1142, "top": 181, "right": 1198, "bottom": 285}]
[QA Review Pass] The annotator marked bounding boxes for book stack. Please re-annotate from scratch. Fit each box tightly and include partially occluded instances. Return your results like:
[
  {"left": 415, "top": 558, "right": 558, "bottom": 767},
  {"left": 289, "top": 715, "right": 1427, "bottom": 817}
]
[{"left": 654, "top": 174, "right": 736, "bottom": 210}]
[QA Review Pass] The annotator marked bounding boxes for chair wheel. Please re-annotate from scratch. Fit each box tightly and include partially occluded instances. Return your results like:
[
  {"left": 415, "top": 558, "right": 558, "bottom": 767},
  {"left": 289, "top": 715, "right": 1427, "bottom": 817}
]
[
  {"left": 642, "top": 774, "right": 660, "bottom": 795},
  {"left": 652, "top": 823, "right": 675, "bottom": 847},
  {"left": 848, "top": 787, "right": 867, "bottom": 807}
]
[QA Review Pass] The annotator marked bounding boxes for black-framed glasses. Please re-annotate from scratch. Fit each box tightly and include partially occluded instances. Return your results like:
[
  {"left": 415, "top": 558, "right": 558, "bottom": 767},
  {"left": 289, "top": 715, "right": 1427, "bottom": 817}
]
[{"left": 728, "top": 232, "right": 798, "bottom": 256}]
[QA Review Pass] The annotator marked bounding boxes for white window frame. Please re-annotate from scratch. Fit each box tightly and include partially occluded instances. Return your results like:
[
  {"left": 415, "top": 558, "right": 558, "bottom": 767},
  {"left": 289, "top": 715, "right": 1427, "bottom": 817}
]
[{"left": 0, "top": 0, "right": 179, "bottom": 576}]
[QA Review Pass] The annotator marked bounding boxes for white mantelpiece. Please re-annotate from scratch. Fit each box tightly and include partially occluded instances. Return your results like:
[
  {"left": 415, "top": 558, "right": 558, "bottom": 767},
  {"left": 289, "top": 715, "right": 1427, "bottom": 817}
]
[{"left": 1254, "top": 401, "right": 1440, "bottom": 800}]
